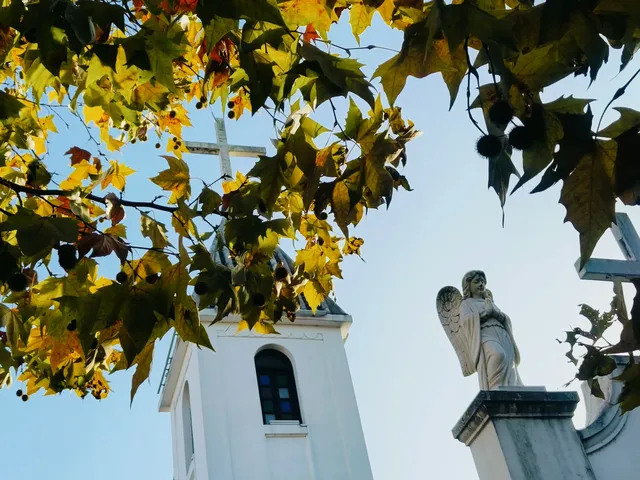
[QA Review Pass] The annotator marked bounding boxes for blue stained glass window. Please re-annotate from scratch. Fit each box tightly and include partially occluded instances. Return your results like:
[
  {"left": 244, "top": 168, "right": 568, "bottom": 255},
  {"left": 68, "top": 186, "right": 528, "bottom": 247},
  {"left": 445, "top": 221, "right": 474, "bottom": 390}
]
[
  {"left": 278, "top": 388, "right": 289, "bottom": 399},
  {"left": 255, "top": 349, "right": 301, "bottom": 425}
]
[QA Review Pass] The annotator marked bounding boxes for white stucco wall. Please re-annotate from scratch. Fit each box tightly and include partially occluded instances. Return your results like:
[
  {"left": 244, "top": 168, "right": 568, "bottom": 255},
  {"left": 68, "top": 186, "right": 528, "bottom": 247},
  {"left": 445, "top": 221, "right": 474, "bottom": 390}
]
[{"left": 161, "top": 312, "right": 373, "bottom": 480}]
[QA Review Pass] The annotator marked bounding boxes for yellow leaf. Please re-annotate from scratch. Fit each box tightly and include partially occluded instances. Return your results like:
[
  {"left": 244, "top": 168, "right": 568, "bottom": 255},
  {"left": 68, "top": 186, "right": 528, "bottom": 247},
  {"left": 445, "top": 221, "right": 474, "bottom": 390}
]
[
  {"left": 254, "top": 321, "right": 279, "bottom": 335},
  {"left": 222, "top": 171, "right": 247, "bottom": 193},
  {"left": 84, "top": 105, "right": 105, "bottom": 126},
  {"left": 150, "top": 155, "right": 191, "bottom": 203},
  {"left": 60, "top": 160, "right": 99, "bottom": 189},
  {"left": 236, "top": 320, "right": 249, "bottom": 333},
  {"left": 104, "top": 224, "right": 127, "bottom": 238},
  {"left": 350, "top": 1, "right": 375, "bottom": 42},
  {"left": 30, "top": 135, "right": 46, "bottom": 156},
  {"left": 296, "top": 245, "right": 326, "bottom": 275},
  {"left": 88, "top": 369, "right": 110, "bottom": 399},
  {"left": 101, "top": 160, "right": 136, "bottom": 191},
  {"left": 49, "top": 332, "right": 82, "bottom": 373},
  {"left": 279, "top": 0, "right": 332, "bottom": 34},
  {"left": 38, "top": 114, "right": 58, "bottom": 133},
  {"left": 303, "top": 279, "right": 325, "bottom": 313},
  {"left": 106, "top": 134, "right": 126, "bottom": 152}
]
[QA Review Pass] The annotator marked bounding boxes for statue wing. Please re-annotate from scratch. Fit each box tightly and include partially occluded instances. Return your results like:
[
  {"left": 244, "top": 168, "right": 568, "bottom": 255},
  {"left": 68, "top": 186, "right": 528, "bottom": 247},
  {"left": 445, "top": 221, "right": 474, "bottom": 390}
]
[{"left": 436, "top": 286, "right": 474, "bottom": 376}]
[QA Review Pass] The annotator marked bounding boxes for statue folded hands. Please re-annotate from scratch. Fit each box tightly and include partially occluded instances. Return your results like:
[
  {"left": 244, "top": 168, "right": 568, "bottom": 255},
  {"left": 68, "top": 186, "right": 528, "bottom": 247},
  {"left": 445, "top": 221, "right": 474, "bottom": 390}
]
[{"left": 437, "top": 270, "right": 523, "bottom": 390}]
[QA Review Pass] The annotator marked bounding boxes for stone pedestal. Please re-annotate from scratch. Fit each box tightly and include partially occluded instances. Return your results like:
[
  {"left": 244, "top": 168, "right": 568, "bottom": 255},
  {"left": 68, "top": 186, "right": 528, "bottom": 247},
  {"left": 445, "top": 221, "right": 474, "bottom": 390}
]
[{"left": 453, "top": 389, "right": 596, "bottom": 480}]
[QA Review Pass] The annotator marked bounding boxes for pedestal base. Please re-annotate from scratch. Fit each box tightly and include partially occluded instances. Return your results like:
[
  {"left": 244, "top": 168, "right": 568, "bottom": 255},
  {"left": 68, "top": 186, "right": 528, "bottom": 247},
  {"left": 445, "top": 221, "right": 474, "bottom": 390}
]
[{"left": 453, "top": 390, "right": 596, "bottom": 480}]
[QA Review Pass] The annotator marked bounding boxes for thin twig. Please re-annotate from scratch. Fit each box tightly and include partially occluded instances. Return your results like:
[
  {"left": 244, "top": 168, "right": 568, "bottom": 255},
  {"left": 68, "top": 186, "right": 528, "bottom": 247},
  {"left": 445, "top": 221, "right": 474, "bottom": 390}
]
[
  {"left": 464, "top": 37, "right": 486, "bottom": 136},
  {"left": 596, "top": 65, "right": 640, "bottom": 136}
]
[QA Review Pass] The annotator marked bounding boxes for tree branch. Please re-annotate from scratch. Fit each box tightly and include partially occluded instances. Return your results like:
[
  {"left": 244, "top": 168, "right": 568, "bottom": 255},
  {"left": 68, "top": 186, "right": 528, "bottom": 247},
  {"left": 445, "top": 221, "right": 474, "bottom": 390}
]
[{"left": 0, "top": 177, "right": 227, "bottom": 218}]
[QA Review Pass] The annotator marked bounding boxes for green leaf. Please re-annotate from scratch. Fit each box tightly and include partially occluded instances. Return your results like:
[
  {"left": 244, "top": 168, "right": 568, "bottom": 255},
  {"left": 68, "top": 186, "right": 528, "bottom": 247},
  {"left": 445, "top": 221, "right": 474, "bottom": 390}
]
[
  {"left": 247, "top": 155, "right": 284, "bottom": 213},
  {"left": 506, "top": 34, "right": 583, "bottom": 91},
  {"left": 0, "top": 208, "right": 78, "bottom": 258},
  {"left": 513, "top": 108, "right": 564, "bottom": 192},
  {"left": 616, "top": 364, "right": 640, "bottom": 413},
  {"left": 145, "top": 31, "right": 185, "bottom": 93},
  {"left": 2, "top": 308, "right": 26, "bottom": 352},
  {"left": 545, "top": 96, "right": 594, "bottom": 115},
  {"left": 130, "top": 341, "right": 154, "bottom": 404},
  {"left": 199, "top": 187, "right": 222, "bottom": 217},
  {"left": 150, "top": 156, "right": 191, "bottom": 204},
  {"left": 0, "top": 91, "right": 26, "bottom": 121},
  {"left": 204, "top": 16, "right": 238, "bottom": 49},
  {"left": 140, "top": 213, "right": 172, "bottom": 249},
  {"left": 239, "top": 49, "right": 274, "bottom": 113},
  {"left": 299, "top": 43, "right": 375, "bottom": 109},
  {"left": 373, "top": 38, "right": 466, "bottom": 108},
  {"left": 343, "top": 97, "right": 364, "bottom": 140},
  {"left": 599, "top": 108, "right": 640, "bottom": 139},
  {"left": 559, "top": 143, "right": 616, "bottom": 268},
  {"left": 197, "top": 0, "right": 285, "bottom": 27},
  {"left": 332, "top": 180, "right": 351, "bottom": 236},
  {"left": 175, "top": 296, "right": 213, "bottom": 350},
  {"left": 569, "top": 10, "right": 609, "bottom": 82}
]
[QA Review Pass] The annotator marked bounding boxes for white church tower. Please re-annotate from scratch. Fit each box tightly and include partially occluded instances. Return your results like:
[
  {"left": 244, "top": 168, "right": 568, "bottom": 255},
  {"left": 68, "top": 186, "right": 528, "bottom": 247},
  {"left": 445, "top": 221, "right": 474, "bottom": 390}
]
[{"left": 158, "top": 247, "right": 374, "bottom": 480}]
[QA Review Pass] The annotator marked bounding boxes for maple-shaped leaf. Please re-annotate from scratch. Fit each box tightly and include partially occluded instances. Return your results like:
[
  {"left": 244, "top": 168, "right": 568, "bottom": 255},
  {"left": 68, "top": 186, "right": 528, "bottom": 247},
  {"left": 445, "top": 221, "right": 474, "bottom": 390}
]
[
  {"left": 77, "top": 233, "right": 130, "bottom": 265},
  {"left": 104, "top": 193, "right": 126, "bottom": 226},
  {"left": 145, "top": 31, "right": 185, "bottom": 93},
  {"left": 303, "top": 23, "right": 320, "bottom": 43},
  {"left": 247, "top": 154, "right": 284, "bottom": 213},
  {"left": 279, "top": 0, "right": 332, "bottom": 33},
  {"left": 533, "top": 107, "right": 595, "bottom": 193},
  {"left": 150, "top": 155, "right": 191, "bottom": 204},
  {"left": 64, "top": 147, "right": 92, "bottom": 166},
  {"left": 350, "top": 1, "right": 376, "bottom": 43},
  {"left": 560, "top": 141, "right": 616, "bottom": 268},
  {"left": 374, "top": 36, "right": 466, "bottom": 107},
  {"left": 100, "top": 160, "right": 136, "bottom": 191},
  {"left": 0, "top": 207, "right": 78, "bottom": 259},
  {"left": 130, "top": 341, "right": 154, "bottom": 404}
]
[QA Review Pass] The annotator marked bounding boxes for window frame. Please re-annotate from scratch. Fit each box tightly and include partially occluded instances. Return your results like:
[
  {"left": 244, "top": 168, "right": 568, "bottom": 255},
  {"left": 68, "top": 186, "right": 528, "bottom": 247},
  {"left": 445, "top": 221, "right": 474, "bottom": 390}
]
[{"left": 254, "top": 349, "right": 302, "bottom": 425}]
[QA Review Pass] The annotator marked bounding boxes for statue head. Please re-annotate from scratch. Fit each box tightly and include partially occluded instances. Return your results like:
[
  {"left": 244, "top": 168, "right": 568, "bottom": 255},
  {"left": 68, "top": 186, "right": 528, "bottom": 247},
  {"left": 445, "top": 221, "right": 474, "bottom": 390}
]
[{"left": 462, "top": 270, "right": 487, "bottom": 299}]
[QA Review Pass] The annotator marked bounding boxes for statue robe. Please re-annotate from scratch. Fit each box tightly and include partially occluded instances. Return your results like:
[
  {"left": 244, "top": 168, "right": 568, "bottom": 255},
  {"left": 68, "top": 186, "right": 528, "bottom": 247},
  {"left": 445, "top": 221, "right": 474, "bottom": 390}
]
[{"left": 459, "top": 297, "right": 522, "bottom": 390}]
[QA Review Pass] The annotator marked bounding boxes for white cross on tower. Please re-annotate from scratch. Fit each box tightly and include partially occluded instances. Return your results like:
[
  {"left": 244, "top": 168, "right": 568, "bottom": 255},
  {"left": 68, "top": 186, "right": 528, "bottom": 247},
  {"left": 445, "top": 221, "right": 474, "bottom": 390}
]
[
  {"left": 576, "top": 213, "right": 640, "bottom": 283},
  {"left": 184, "top": 117, "right": 267, "bottom": 178}
]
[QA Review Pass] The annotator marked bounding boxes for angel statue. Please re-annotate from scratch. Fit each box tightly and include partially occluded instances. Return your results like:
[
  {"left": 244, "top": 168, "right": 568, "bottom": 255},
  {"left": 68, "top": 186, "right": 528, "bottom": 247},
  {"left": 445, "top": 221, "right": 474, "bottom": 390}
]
[{"left": 436, "top": 270, "right": 523, "bottom": 390}]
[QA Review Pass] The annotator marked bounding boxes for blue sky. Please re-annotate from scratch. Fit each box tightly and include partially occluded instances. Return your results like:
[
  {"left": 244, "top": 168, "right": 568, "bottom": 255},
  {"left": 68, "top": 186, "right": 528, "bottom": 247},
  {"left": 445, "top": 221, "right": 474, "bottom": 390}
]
[{"left": 2, "top": 11, "right": 640, "bottom": 480}]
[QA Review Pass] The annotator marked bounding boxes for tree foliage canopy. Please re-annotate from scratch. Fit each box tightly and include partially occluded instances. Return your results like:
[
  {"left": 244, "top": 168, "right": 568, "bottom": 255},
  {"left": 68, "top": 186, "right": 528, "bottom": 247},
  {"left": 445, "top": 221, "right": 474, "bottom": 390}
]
[{"left": 1, "top": 0, "right": 640, "bottom": 404}]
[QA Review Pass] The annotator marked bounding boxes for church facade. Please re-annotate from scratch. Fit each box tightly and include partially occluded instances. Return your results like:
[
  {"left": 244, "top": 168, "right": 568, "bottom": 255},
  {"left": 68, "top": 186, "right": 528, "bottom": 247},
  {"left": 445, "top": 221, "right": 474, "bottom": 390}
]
[{"left": 158, "top": 248, "right": 373, "bottom": 480}]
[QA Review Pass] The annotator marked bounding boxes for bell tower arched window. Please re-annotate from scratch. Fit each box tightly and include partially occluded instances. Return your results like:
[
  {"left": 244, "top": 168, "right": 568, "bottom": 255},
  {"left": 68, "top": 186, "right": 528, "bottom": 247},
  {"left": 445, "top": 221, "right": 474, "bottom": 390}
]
[
  {"left": 255, "top": 349, "right": 302, "bottom": 424},
  {"left": 182, "top": 382, "right": 195, "bottom": 470}
]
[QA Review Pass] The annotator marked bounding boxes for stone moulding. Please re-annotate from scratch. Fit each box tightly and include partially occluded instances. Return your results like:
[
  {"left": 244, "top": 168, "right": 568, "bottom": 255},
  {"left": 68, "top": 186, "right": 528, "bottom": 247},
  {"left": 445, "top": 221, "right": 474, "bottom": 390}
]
[
  {"left": 453, "top": 390, "right": 580, "bottom": 446},
  {"left": 578, "top": 355, "right": 630, "bottom": 455}
]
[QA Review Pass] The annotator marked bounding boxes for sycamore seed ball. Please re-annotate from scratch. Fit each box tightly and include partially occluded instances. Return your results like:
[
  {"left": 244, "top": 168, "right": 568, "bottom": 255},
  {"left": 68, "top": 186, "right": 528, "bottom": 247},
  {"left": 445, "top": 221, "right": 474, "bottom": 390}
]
[
  {"left": 509, "top": 126, "right": 535, "bottom": 151},
  {"left": 476, "top": 134, "right": 503, "bottom": 159},
  {"left": 488, "top": 100, "right": 514, "bottom": 125}
]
